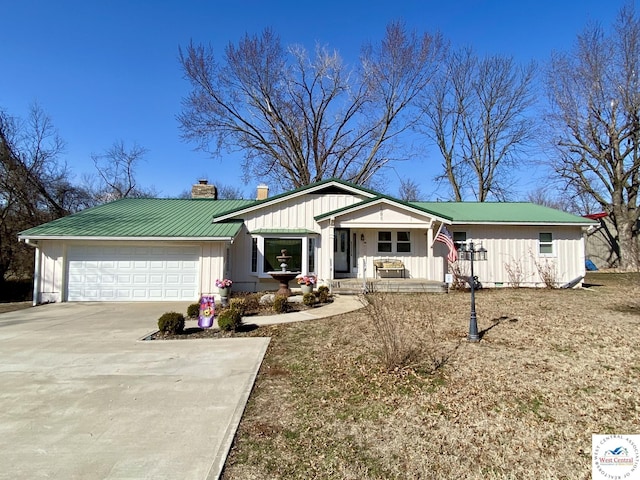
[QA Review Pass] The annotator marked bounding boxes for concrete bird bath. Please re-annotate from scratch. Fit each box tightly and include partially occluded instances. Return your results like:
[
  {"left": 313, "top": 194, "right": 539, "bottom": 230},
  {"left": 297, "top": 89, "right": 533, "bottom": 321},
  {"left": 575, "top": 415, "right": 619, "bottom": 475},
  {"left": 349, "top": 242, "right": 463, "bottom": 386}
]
[{"left": 267, "top": 249, "right": 301, "bottom": 297}]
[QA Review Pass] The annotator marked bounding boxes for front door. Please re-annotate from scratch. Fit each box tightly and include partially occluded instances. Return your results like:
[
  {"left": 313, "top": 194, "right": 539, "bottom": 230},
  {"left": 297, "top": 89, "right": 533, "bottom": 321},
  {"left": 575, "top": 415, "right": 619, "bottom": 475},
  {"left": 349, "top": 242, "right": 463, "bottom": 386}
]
[{"left": 334, "top": 228, "right": 350, "bottom": 273}]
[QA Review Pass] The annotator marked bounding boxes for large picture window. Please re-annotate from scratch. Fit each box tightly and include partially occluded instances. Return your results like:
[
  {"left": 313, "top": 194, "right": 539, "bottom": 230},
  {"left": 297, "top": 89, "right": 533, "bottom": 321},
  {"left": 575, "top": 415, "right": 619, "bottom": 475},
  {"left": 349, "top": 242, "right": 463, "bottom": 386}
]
[
  {"left": 263, "top": 238, "right": 302, "bottom": 272},
  {"left": 252, "top": 235, "right": 317, "bottom": 276}
]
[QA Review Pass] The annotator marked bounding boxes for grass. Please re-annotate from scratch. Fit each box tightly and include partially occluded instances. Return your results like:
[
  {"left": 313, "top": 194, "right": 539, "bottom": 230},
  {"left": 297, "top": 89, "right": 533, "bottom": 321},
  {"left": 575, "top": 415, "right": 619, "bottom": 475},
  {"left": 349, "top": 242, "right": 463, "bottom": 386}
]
[{"left": 221, "top": 272, "right": 640, "bottom": 479}]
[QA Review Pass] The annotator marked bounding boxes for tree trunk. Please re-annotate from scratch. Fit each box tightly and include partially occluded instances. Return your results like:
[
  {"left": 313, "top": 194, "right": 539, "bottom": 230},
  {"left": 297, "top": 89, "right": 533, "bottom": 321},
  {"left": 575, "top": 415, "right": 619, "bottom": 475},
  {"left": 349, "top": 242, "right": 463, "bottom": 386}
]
[{"left": 616, "top": 218, "right": 639, "bottom": 270}]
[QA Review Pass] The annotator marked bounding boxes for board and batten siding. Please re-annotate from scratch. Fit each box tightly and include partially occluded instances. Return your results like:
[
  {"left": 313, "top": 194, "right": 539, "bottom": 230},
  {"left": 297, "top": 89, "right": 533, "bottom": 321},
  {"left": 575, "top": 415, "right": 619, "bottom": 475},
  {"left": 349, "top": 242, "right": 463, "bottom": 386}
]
[
  {"left": 229, "top": 193, "right": 368, "bottom": 287},
  {"left": 444, "top": 225, "right": 586, "bottom": 287},
  {"left": 36, "top": 240, "right": 65, "bottom": 303},
  {"left": 356, "top": 228, "right": 431, "bottom": 279},
  {"left": 243, "top": 193, "right": 366, "bottom": 232},
  {"left": 33, "top": 239, "right": 233, "bottom": 303}
]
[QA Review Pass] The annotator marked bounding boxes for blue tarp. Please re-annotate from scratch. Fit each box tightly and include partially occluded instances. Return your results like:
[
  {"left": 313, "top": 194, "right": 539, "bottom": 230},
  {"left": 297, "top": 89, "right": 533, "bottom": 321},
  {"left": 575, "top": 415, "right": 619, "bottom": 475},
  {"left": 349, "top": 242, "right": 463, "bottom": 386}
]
[{"left": 585, "top": 259, "right": 598, "bottom": 271}]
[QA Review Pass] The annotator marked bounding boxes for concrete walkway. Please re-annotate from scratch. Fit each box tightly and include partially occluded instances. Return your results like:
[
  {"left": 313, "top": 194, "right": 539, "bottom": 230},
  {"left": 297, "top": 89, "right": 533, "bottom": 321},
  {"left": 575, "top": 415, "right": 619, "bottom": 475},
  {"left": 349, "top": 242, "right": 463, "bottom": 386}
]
[
  {"left": 0, "top": 295, "right": 363, "bottom": 480},
  {"left": 244, "top": 293, "right": 364, "bottom": 326}
]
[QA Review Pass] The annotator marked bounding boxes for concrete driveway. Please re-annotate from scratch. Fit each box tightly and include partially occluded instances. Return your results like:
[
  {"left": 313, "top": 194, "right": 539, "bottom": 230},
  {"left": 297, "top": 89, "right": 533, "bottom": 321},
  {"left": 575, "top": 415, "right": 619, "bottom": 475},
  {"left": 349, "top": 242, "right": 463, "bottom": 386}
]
[{"left": 0, "top": 302, "right": 270, "bottom": 480}]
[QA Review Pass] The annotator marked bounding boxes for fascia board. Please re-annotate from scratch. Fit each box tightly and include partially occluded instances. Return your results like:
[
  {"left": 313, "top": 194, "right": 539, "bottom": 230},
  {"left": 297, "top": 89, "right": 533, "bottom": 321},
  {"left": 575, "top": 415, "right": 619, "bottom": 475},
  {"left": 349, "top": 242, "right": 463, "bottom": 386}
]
[{"left": 212, "top": 180, "right": 378, "bottom": 222}]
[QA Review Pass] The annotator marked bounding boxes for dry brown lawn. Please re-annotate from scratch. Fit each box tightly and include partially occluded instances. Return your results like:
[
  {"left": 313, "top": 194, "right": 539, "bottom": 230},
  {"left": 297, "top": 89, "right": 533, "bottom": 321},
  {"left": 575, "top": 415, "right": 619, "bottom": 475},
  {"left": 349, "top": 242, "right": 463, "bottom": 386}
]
[{"left": 221, "top": 272, "right": 640, "bottom": 480}]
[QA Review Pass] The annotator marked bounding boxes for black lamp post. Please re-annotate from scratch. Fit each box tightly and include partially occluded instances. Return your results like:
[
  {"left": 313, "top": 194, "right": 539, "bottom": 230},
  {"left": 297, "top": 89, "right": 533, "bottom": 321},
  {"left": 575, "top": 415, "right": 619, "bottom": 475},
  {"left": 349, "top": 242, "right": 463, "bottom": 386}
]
[{"left": 457, "top": 240, "right": 488, "bottom": 342}]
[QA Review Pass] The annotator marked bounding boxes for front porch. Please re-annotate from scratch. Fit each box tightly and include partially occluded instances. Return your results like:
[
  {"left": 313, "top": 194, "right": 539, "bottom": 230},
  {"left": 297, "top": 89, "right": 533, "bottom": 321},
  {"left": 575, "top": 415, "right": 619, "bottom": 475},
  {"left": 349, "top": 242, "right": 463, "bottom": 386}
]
[{"left": 329, "top": 278, "right": 447, "bottom": 294}]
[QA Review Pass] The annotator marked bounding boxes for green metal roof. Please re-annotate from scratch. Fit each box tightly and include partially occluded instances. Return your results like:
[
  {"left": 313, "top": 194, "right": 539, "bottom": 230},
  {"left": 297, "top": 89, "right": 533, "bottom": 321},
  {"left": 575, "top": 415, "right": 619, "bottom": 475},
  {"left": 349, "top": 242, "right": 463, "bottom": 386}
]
[
  {"left": 314, "top": 195, "right": 452, "bottom": 222},
  {"left": 19, "top": 198, "right": 254, "bottom": 239},
  {"left": 411, "top": 202, "right": 595, "bottom": 225},
  {"left": 212, "top": 177, "right": 377, "bottom": 221},
  {"left": 19, "top": 180, "right": 595, "bottom": 241}
]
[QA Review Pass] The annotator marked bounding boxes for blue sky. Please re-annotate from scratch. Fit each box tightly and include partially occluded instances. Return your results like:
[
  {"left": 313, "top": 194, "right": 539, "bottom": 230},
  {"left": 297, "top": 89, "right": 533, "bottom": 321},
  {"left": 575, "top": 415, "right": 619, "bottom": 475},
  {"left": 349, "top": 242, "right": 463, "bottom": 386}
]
[{"left": 0, "top": 0, "right": 625, "bottom": 199}]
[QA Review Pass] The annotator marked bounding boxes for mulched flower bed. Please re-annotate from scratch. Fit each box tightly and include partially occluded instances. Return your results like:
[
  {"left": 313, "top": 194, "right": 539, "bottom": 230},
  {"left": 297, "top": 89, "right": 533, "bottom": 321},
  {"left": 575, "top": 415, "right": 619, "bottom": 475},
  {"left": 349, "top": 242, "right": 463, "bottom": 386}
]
[
  {"left": 149, "top": 322, "right": 263, "bottom": 340},
  {"left": 148, "top": 296, "right": 333, "bottom": 340}
]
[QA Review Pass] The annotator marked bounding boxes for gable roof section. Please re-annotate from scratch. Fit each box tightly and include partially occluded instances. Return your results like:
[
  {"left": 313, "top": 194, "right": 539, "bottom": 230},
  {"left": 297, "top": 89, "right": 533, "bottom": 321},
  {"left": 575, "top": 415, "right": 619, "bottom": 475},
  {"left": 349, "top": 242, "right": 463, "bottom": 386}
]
[
  {"left": 315, "top": 195, "right": 452, "bottom": 223},
  {"left": 412, "top": 202, "right": 597, "bottom": 226},
  {"left": 211, "top": 178, "right": 378, "bottom": 222},
  {"left": 19, "top": 198, "right": 253, "bottom": 240}
]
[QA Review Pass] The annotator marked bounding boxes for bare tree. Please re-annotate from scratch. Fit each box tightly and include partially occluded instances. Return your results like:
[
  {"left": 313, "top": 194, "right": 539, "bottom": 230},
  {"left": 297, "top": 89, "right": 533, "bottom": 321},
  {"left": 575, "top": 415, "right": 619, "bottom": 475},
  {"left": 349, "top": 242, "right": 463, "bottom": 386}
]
[
  {"left": 398, "top": 177, "right": 422, "bottom": 202},
  {"left": 526, "top": 184, "right": 599, "bottom": 215},
  {"left": 420, "top": 48, "right": 537, "bottom": 201},
  {"left": 0, "top": 105, "right": 90, "bottom": 281},
  {"left": 90, "top": 141, "right": 156, "bottom": 201},
  {"left": 179, "top": 22, "right": 445, "bottom": 189},
  {"left": 217, "top": 184, "right": 245, "bottom": 199},
  {"left": 546, "top": 4, "right": 640, "bottom": 269}
]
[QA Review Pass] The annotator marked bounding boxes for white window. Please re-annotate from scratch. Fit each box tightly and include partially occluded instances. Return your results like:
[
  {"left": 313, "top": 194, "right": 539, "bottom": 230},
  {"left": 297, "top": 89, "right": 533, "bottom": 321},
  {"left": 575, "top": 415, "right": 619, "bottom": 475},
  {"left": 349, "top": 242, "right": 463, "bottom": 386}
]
[
  {"left": 539, "top": 233, "right": 553, "bottom": 255},
  {"left": 252, "top": 236, "right": 316, "bottom": 277},
  {"left": 453, "top": 231, "right": 467, "bottom": 249},
  {"left": 377, "top": 230, "right": 412, "bottom": 253},
  {"left": 378, "top": 231, "right": 392, "bottom": 253},
  {"left": 397, "top": 231, "right": 411, "bottom": 252}
]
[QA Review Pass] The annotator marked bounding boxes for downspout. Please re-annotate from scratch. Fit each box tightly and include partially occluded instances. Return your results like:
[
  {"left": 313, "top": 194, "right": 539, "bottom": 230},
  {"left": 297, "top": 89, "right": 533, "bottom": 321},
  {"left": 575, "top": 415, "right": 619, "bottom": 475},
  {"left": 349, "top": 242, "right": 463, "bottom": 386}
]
[{"left": 24, "top": 239, "right": 41, "bottom": 306}]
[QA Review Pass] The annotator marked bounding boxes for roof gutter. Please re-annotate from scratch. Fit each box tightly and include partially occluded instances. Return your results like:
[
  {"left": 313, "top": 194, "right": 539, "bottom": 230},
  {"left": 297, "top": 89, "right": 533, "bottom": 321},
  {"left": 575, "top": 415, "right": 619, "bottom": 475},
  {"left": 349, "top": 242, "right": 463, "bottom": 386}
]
[
  {"left": 18, "top": 235, "right": 237, "bottom": 243},
  {"left": 450, "top": 221, "right": 596, "bottom": 227}
]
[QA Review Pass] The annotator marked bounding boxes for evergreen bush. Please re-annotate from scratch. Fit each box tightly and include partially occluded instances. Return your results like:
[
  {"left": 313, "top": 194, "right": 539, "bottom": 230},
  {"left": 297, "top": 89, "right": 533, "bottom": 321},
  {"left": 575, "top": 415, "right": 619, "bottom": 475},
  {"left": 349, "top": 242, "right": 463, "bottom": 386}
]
[
  {"left": 273, "top": 294, "right": 290, "bottom": 313},
  {"left": 157, "top": 312, "right": 185, "bottom": 335},
  {"left": 229, "top": 297, "right": 248, "bottom": 316},
  {"left": 187, "top": 303, "right": 200, "bottom": 318},
  {"left": 317, "top": 285, "right": 330, "bottom": 303},
  {"left": 302, "top": 292, "right": 316, "bottom": 306},
  {"left": 217, "top": 307, "right": 242, "bottom": 331}
]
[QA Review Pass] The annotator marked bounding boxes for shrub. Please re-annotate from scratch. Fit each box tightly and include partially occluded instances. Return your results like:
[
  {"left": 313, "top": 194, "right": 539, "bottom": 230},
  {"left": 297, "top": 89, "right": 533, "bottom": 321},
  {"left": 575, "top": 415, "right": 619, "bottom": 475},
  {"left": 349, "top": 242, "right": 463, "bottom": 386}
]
[
  {"left": 449, "top": 262, "right": 470, "bottom": 291},
  {"left": 360, "top": 292, "right": 458, "bottom": 372},
  {"left": 229, "top": 297, "right": 248, "bottom": 316},
  {"left": 157, "top": 312, "right": 185, "bottom": 335},
  {"left": 317, "top": 285, "right": 330, "bottom": 303},
  {"left": 187, "top": 303, "right": 200, "bottom": 318},
  {"left": 302, "top": 292, "right": 316, "bottom": 306},
  {"left": 273, "top": 295, "right": 290, "bottom": 313},
  {"left": 217, "top": 307, "right": 242, "bottom": 331},
  {"left": 504, "top": 257, "right": 526, "bottom": 288},
  {"left": 243, "top": 293, "right": 262, "bottom": 313}
]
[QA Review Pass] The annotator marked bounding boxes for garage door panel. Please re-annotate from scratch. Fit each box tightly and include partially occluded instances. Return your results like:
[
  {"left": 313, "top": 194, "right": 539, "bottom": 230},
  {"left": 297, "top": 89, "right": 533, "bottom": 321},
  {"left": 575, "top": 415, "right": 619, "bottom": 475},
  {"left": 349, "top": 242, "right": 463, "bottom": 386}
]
[{"left": 67, "top": 245, "right": 200, "bottom": 301}]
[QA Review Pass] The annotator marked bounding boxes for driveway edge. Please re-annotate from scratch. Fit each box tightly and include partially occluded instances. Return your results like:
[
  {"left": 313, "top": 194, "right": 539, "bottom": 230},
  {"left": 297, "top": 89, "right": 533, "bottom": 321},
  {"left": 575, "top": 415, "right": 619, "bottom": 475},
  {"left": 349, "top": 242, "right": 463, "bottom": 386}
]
[{"left": 206, "top": 337, "right": 271, "bottom": 480}]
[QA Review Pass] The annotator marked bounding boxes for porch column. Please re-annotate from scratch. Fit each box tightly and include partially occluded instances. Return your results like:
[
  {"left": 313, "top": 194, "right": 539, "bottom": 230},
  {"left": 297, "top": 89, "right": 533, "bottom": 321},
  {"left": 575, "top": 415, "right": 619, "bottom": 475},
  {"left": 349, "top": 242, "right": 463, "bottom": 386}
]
[
  {"left": 328, "top": 217, "right": 335, "bottom": 280},
  {"left": 427, "top": 226, "right": 433, "bottom": 280}
]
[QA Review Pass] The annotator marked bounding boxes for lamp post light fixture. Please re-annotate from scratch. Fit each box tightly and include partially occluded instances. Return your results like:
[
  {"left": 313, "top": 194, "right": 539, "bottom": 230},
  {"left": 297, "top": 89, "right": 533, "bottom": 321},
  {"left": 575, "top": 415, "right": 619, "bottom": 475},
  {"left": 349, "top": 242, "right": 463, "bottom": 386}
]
[{"left": 457, "top": 240, "right": 488, "bottom": 342}]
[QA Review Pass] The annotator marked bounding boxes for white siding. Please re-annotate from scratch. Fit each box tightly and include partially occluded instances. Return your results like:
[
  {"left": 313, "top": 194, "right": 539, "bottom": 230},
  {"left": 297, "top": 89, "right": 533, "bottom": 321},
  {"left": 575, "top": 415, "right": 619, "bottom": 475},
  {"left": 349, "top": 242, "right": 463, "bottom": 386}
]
[
  {"left": 244, "top": 193, "right": 365, "bottom": 232},
  {"left": 444, "top": 225, "right": 586, "bottom": 287},
  {"left": 229, "top": 193, "right": 367, "bottom": 288},
  {"left": 36, "top": 240, "right": 229, "bottom": 303}
]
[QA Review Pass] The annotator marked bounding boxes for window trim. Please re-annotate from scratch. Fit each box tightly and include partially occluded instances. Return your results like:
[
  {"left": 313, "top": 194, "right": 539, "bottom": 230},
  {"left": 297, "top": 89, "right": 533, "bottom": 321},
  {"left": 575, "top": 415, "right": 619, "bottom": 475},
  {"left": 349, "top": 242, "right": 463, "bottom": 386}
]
[
  {"left": 377, "top": 230, "right": 412, "bottom": 254},
  {"left": 453, "top": 231, "right": 467, "bottom": 249},
  {"left": 396, "top": 231, "right": 411, "bottom": 253},
  {"left": 538, "top": 232, "right": 554, "bottom": 257},
  {"left": 377, "top": 231, "right": 392, "bottom": 253},
  {"left": 251, "top": 235, "right": 317, "bottom": 278}
]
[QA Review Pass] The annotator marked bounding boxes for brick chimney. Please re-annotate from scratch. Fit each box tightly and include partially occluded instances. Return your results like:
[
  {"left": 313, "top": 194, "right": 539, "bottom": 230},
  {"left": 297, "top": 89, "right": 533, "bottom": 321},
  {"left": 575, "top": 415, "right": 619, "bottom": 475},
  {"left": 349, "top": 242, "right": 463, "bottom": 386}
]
[
  {"left": 256, "top": 183, "right": 269, "bottom": 200},
  {"left": 191, "top": 179, "right": 217, "bottom": 199}
]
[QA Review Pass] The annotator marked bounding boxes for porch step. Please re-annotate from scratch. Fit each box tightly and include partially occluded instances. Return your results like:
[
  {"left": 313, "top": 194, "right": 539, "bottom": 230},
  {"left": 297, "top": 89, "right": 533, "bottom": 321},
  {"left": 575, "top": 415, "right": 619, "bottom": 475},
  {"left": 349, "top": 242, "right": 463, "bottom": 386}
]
[{"left": 329, "top": 278, "right": 447, "bottom": 294}]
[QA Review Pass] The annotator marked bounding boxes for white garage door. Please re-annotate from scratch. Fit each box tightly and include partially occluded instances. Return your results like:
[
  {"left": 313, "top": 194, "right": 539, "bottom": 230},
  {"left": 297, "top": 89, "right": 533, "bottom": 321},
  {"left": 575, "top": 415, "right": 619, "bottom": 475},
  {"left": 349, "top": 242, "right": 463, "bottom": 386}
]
[{"left": 67, "top": 245, "right": 200, "bottom": 301}]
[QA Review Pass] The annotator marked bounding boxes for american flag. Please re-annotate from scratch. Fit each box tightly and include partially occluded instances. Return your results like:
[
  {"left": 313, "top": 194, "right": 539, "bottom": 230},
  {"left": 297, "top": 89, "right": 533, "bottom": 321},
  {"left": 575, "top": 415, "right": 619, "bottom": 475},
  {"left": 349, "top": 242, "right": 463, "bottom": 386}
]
[{"left": 435, "top": 226, "right": 457, "bottom": 262}]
